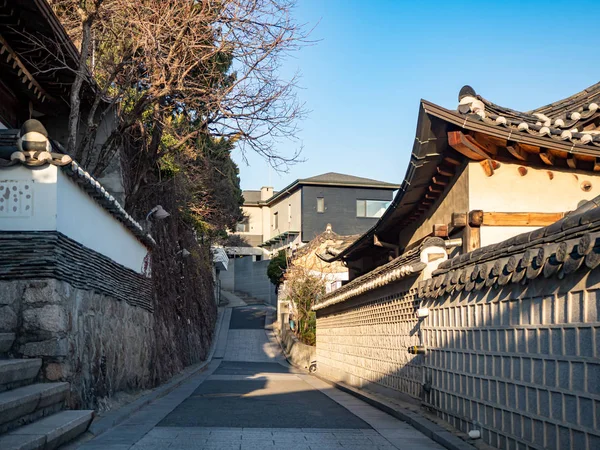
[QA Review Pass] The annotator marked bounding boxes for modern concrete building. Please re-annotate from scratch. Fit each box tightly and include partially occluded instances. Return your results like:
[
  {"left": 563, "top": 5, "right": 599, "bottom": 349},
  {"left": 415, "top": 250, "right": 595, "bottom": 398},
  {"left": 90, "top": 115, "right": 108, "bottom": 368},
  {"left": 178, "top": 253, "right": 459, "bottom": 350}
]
[{"left": 233, "top": 172, "right": 399, "bottom": 256}]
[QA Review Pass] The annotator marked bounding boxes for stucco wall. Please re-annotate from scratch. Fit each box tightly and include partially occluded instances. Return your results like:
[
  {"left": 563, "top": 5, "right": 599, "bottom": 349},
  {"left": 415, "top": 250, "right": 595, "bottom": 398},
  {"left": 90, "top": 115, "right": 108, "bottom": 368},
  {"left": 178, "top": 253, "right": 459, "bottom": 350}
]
[
  {"left": 0, "top": 165, "right": 148, "bottom": 273},
  {"left": 469, "top": 162, "right": 600, "bottom": 247},
  {"left": 239, "top": 204, "right": 263, "bottom": 239},
  {"left": 267, "top": 188, "right": 302, "bottom": 240}
]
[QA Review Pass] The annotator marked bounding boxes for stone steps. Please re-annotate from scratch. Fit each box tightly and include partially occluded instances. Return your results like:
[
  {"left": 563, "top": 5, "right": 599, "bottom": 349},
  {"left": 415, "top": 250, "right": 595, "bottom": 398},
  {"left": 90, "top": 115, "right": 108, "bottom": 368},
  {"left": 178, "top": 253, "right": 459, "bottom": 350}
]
[
  {"left": 0, "top": 358, "right": 92, "bottom": 448},
  {"left": 0, "top": 334, "right": 15, "bottom": 354},
  {"left": 0, "top": 359, "right": 42, "bottom": 392},
  {"left": 0, "top": 382, "right": 69, "bottom": 434},
  {"left": 0, "top": 410, "right": 94, "bottom": 450}
]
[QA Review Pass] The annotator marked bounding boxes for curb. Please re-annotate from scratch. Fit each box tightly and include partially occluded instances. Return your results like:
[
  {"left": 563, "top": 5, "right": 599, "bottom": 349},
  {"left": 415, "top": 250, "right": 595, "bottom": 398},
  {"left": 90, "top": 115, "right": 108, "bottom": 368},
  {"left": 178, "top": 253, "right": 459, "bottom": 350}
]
[
  {"left": 87, "top": 306, "right": 227, "bottom": 437},
  {"left": 313, "top": 373, "right": 477, "bottom": 450}
]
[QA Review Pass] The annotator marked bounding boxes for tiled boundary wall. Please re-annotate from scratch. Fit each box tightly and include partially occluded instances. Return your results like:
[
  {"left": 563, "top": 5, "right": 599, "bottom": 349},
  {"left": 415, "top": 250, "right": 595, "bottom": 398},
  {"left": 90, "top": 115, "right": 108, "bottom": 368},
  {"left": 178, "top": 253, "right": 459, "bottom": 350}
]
[{"left": 316, "top": 269, "right": 600, "bottom": 450}]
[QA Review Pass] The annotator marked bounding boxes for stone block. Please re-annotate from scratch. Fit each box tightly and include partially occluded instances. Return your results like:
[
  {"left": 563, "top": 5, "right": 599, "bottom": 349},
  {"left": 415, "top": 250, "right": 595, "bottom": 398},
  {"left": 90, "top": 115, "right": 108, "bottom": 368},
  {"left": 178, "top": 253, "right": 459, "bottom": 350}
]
[
  {"left": 551, "top": 392, "right": 563, "bottom": 420},
  {"left": 0, "top": 307, "right": 17, "bottom": 332},
  {"left": 23, "top": 279, "right": 68, "bottom": 305},
  {"left": 23, "top": 305, "right": 67, "bottom": 333},
  {"left": 538, "top": 389, "right": 550, "bottom": 418},
  {"left": 46, "top": 363, "right": 66, "bottom": 381},
  {"left": 20, "top": 338, "right": 68, "bottom": 357},
  {"left": 0, "top": 281, "right": 20, "bottom": 306},
  {"left": 579, "top": 397, "right": 593, "bottom": 429},
  {"left": 579, "top": 327, "right": 593, "bottom": 357},
  {"left": 564, "top": 329, "right": 577, "bottom": 355},
  {"left": 558, "top": 361, "right": 570, "bottom": 389},
  {"left": 587, "top": 364, "right": 600, "bottom": 396},
  {"left": 558, "top": 426, "right": 570, "bottom": 450}
]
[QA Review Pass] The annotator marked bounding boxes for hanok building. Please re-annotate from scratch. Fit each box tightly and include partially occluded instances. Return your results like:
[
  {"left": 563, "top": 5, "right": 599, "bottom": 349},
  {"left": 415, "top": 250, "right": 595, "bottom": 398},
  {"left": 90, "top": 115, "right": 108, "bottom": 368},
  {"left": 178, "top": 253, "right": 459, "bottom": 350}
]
[
  {"left": 313, "top": 83, "right": 600, "bottom": 450},
  {"left": 234, "top": 172, "right": 399, "bottom": 256}
]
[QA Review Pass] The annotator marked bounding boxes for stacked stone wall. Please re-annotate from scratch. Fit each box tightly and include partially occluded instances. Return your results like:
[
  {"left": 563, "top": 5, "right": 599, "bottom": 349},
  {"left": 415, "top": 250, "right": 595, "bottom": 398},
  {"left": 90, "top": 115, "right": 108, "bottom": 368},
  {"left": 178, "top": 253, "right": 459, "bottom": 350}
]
[{"left": 0, "top": 278, "right": 154, "bottom": 410}]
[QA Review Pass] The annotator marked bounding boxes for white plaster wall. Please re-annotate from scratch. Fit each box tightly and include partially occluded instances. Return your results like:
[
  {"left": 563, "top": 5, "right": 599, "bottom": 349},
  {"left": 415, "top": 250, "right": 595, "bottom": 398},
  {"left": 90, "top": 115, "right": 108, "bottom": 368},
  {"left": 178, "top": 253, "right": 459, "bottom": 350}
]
[
  {"left": 267, "top": 189, "right": 302, "bottom": 239},
  {"left": 239, "top": 205, "right": 263, "bottom": 236},
  {"left": 0, "top": 165, "right": 58, "bottom": 231},
  {"left": 469, "top": 162, "right": 600, "bottom": 247},
  {"left": 0, "top": 165, "right": 147, "bottom": 272},
  {"left": 56, "top": 171, "right": 147, "bottom": 273}
]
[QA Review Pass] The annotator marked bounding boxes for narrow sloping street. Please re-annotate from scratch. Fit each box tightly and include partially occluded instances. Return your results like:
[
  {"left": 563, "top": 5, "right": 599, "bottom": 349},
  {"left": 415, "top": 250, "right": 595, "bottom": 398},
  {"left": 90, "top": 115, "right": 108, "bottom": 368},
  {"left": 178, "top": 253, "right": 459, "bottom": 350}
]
[{"left": 80, "top": 305, "right": 445, "bottom": 450}]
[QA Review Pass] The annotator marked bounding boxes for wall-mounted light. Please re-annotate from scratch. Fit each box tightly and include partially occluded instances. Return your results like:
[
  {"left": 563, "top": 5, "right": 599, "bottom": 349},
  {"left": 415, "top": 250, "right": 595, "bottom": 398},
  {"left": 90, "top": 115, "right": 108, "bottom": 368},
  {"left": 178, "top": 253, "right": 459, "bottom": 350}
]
[
  {"left": 416, "top": 307, "right": 429, "bottom": 319},
  {"left": 177, "top": 249, "right": 191, "bottom": 258},
  {"left": 146, "top": 205, "right": 170, "bottom": 220}
]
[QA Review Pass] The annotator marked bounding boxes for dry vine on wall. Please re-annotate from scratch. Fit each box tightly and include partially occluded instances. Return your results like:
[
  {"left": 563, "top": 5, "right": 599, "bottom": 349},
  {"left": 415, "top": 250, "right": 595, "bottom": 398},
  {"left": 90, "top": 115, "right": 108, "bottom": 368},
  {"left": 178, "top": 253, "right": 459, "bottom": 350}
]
[{"left": 136, "top": 178, "right": 217, "bottom": 385}]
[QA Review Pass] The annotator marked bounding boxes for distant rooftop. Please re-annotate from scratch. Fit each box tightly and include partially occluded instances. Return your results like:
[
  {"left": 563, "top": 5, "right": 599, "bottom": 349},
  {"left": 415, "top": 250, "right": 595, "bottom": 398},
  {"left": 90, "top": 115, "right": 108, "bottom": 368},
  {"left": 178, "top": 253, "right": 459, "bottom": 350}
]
[
  {"left": 242, "top": 172, "right": 399, "bottom": 206},
  {"left": 298, "top": 172, "right": 399, "bottom": 188}
]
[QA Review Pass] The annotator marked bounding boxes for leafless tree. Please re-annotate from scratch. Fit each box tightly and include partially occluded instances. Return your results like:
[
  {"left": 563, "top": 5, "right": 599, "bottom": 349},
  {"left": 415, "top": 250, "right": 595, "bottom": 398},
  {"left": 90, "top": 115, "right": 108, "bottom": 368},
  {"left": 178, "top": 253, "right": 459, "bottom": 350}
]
[{"left": 32, "top": 0, "right": 308, "bottom": 189}]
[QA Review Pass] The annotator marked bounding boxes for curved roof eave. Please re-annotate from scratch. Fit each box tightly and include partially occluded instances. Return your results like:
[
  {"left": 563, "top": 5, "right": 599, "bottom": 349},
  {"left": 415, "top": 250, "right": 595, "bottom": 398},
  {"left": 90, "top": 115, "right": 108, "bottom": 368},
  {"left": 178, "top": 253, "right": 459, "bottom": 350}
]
[{"left": 320, "top": 100, "right": 448, "bottom": 263}]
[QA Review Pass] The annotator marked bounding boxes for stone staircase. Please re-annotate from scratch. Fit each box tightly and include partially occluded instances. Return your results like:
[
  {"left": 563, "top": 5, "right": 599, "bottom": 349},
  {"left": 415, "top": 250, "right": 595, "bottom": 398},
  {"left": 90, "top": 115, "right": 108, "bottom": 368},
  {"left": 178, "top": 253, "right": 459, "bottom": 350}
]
[{"left": 0, "top": 333, "right": 93, "bottom": 450}]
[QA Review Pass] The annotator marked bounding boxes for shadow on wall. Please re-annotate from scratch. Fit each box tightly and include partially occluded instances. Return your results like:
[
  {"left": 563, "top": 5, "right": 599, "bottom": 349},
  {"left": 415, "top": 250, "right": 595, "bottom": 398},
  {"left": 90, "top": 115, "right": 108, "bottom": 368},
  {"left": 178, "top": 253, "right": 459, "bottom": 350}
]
[
  {"left": 228, "top": 257, "right": 276, "bottom": 305},
  {"left": 316, "top": 268, "right": 600, "bottom": 450}
]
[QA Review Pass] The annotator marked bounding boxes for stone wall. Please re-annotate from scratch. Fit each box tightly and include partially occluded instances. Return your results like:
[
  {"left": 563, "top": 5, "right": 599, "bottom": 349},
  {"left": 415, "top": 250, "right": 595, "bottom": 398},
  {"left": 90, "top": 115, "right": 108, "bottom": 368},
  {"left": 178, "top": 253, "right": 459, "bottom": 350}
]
[
  {"left": 316, "top": 278, "right": 424, "bottom": 403},
  {"left": 419, "top": 269, "right": 600, "bottom": 450},
  {"left": 0, "top": 278, "right": 154, "bottom": 410},
  {"left": 280, "top": 323, "right": 316, "bottom": 370},
  {"left": 316, "top": 267, "right": 600, "bottom": 450}
]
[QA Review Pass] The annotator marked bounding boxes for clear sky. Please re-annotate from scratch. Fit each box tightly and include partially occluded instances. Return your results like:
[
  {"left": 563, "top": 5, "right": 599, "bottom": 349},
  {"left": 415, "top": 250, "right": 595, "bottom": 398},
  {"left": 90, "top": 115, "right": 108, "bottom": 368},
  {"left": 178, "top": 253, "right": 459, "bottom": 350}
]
[{"left": 232, "top": 0, "right": 600, "bottom": 191}]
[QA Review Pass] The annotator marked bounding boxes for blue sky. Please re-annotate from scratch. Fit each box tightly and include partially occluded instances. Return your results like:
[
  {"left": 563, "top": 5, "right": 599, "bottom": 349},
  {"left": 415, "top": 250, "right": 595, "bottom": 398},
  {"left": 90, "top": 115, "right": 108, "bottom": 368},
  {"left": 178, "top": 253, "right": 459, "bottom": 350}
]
[{"left": 232, "top": 0, "right": 600, "bottom": 191}]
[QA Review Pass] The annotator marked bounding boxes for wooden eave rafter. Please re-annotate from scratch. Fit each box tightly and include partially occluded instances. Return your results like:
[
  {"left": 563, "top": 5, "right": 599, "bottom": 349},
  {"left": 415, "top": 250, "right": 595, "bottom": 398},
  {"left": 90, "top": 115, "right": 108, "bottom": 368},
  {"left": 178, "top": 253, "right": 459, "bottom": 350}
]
[
  {"left": 0, "top": 33, "right": 54, "bottom": 103},
  {"left": 448, "top": 128, "right": 600, "bottom": 172}
]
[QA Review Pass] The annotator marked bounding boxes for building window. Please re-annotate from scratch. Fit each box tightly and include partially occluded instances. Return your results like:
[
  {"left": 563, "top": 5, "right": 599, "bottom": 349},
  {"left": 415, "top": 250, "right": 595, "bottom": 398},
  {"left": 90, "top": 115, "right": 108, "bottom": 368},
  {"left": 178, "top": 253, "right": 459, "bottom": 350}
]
[
  {"left": 274, "top": 212, "right": 278, "bottom": 229},
  {"left": 356, "top": 200, "right": 389, "bottom": 218},
  {"left": 235, "top": 220, "right": 248, "bottom": 232},
  {"left": 317, "top": 197, "right": 325, "bottom": 213}
]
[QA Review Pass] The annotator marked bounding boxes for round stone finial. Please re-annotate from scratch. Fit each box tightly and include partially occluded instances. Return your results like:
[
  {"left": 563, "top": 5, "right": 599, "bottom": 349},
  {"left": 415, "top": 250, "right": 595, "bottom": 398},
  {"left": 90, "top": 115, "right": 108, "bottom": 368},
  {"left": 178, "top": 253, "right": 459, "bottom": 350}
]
[
  {"left": 458, "top": 85, "right": 477, "bottom": 101},
  {"left": 16, "top": 119, "right": 51, "bottom": 153}
]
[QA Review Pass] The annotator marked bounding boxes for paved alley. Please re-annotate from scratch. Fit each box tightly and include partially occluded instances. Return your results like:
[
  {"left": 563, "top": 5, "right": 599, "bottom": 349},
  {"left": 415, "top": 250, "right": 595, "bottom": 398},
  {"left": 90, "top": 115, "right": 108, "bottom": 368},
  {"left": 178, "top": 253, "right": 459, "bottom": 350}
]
[{"left": 79, "top": 305, "right": 445, "bottom": 450}]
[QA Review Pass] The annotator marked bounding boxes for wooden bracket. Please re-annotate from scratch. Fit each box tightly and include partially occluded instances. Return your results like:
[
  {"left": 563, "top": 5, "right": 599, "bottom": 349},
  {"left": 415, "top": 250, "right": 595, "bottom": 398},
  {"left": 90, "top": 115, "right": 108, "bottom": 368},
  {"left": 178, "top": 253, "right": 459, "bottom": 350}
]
[
  {"left": 539, "top": 149, "right": 555, "bottom": 166},
  {"left": 506, "top": 142, "right": 529, "bottom": 161},
  {"left": 374, "top": 235, "right": 399, "bottom": 252},
  {"left": 448, "top": 131, "right": 493, "bottom": 161}
]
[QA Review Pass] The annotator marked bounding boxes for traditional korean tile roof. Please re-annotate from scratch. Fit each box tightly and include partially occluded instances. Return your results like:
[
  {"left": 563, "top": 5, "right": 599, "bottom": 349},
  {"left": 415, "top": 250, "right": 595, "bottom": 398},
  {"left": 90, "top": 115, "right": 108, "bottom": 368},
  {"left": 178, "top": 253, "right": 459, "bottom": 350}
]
[
  {"left": 419, "top": 196, "right": 600, "bottom": 299},
  {"left": 292, "top": 225, "right": 358, "bottom": 274},
  {"left": 320, "top": 81, "right": 600, "bottom": 268},
  {"left": 313, "top": 239, "right": 440, "bottom": 311},
  {"left": 0, "top": 130, "right": 155, "bottom": 248},
  {"left": 457, "top": 84, "right": 600, "bottom": 149}
]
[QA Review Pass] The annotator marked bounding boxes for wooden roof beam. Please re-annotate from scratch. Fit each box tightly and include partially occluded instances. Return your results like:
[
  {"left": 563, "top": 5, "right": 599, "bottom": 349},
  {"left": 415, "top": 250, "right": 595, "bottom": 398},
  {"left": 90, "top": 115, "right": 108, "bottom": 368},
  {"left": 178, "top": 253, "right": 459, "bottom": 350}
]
[
  {"left": 448, "top": 131, "right": 493, "bottom": 161},
  {"left": 0, "top": 32, "right": 54, "bottom": 103}
]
